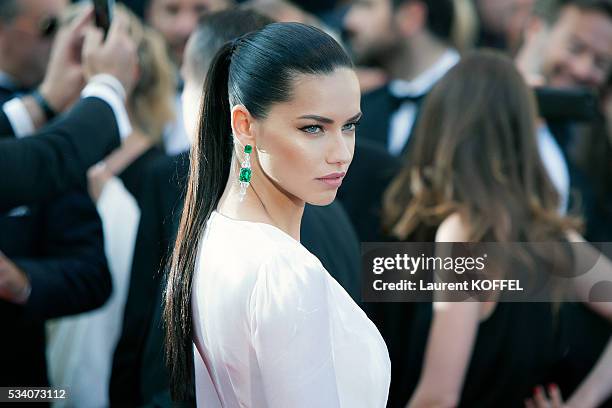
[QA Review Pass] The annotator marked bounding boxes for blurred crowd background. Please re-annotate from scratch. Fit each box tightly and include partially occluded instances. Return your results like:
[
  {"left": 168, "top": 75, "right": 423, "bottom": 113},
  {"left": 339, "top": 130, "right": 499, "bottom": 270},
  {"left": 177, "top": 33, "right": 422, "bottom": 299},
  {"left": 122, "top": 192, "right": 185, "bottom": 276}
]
[{"left": 1, "top": 0, "right": 611, "bottom": 407}]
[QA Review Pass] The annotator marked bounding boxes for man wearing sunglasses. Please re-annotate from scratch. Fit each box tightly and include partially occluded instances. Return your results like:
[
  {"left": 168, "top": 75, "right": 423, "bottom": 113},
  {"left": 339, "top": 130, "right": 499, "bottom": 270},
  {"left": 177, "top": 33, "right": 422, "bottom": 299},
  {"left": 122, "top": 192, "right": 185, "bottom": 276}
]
[
  {"left": 0, "top": 6, "right": 138, "bottom": 392},
  {"left": 0, "top": 1, "right": 80, "bottom": 138},
  {"left": 0, "top": 0, "right": 65, "bottom": 103}
]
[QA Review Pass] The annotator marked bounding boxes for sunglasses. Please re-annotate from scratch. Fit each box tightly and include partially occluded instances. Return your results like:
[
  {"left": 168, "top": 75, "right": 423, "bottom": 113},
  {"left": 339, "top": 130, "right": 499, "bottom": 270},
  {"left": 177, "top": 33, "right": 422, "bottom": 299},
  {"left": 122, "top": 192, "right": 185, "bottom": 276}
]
[
  {"left": 12, "top": 15, "right": 59, "bottom": 39},
  {"left": 38, "top": 15, "right": 59, "bottom": 38}
]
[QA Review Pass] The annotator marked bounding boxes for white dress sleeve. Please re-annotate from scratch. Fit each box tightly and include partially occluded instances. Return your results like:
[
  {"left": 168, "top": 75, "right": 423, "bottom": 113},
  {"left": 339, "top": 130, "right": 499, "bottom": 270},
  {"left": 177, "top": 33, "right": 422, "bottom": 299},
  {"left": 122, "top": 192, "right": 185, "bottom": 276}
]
[{"left": 249, "top": 250, "right": 342, "bottom": 408}]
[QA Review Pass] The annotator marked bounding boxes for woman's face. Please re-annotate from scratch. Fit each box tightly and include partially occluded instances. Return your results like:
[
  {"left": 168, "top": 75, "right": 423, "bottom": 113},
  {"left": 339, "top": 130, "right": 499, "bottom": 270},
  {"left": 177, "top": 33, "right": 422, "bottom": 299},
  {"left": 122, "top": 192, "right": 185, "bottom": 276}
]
[{"left": 239, "top": 67, "right": 361, "bottom": 206}]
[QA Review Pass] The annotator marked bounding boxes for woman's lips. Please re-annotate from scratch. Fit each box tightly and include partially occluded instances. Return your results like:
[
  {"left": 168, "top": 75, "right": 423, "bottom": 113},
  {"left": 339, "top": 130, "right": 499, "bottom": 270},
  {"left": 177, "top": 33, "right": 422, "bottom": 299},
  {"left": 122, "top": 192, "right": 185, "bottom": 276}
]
[{"left": 316, "top": 172, "right": 346, "bottom": 188}]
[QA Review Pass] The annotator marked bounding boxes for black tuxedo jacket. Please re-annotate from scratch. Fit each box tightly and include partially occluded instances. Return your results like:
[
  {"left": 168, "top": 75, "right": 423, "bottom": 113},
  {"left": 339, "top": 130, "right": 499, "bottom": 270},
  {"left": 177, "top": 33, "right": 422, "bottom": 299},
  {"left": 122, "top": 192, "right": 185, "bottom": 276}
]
[
  {"left": 0, "top": 83, "right": 19, "bottom": 104},
  {"left": 0, "top": 190, "right": 111, "bottom": 387},
  {"left": 358, "top": 83, "right": 427, "bottom": 156},
  {"left": 358, "top": 85, "right": 396, "bottom": 149},
  {"left": 337, "top": 137, "right": 401, "bottom": 242},
  {"left": 110, "top": 152, "right": 188, "bottom": 407},
  {"left": 110, "top": 152, "right": 363, "bottom": 407},
  {"left": 0, "top": 97, "right": 121, "bottom": 212},
  {"left": 0, "top": 92, "right": 112, "bottom": 387}
]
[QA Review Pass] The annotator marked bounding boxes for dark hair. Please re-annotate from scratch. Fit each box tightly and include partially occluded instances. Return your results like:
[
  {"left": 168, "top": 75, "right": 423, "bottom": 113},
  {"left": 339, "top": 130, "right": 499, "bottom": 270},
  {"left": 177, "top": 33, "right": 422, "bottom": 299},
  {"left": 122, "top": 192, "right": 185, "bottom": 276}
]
[
  {"left": 187, "top": 8, "right": 274, "bottom": 80},
  {"left": 0, "top": 0, "right": 19, "bottom": 23},
  {"left": 392, "top": 0, "right": 455, "bottom": 42},
  {"left": 163, "top": 22, "right": 353, "bottom": 401}
]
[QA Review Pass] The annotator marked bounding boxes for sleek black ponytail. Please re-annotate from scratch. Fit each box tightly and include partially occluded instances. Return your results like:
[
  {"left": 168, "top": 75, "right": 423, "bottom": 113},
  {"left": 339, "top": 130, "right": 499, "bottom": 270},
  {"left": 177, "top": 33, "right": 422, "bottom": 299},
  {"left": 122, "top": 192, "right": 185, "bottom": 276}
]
[
  {"left": 164, "top": 22, "right": 353, "bottom": 401},
  {"left": 163, "top": 41, "right": 233, "bottom": 401}
]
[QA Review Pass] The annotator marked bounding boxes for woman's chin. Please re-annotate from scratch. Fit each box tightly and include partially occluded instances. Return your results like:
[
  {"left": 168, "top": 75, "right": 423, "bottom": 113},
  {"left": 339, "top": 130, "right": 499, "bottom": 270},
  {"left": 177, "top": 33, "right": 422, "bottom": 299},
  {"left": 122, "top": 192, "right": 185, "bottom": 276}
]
[{"left": 306, "top": 191, "right": 339, "bottom": 206}]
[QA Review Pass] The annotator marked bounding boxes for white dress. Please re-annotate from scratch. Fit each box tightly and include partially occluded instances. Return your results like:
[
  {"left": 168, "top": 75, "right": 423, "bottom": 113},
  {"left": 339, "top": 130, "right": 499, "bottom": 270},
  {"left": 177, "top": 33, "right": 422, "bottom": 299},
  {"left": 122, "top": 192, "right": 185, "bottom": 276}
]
[{"left": 192, "top": 210, "right": 391, "bottom": 408}]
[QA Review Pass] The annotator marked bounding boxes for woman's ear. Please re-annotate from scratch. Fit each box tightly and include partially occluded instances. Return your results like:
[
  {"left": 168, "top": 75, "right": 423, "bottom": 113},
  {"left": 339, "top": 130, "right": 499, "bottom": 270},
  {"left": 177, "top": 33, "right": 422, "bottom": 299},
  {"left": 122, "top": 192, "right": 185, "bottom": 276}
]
[{"left": 231, "top": 105, "right": 256, "bottom": 149}]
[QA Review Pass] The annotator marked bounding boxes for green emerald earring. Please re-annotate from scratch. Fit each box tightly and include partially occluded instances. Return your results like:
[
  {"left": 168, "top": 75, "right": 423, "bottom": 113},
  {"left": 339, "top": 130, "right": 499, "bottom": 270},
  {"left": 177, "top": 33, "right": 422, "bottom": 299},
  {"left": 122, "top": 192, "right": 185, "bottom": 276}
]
[{"left": 238, "top": 144, "right": 252, "bottom": 202}]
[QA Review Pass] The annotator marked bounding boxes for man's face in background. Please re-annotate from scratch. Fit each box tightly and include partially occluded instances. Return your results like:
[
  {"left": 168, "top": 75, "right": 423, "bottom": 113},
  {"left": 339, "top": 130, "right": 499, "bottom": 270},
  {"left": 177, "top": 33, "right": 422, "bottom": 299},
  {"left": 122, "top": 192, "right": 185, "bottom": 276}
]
[
  {"left": 0, "top": 0, "right": 67, "bottom": 88},
  {"left": 542, "top": 5, "right": 612, "bottom": 90},
  {"left": 343, "top": 0, "right": 401, "bottom": 66},
  {"left": 146, "top": 0, "right": 229, "bottom": 66}
]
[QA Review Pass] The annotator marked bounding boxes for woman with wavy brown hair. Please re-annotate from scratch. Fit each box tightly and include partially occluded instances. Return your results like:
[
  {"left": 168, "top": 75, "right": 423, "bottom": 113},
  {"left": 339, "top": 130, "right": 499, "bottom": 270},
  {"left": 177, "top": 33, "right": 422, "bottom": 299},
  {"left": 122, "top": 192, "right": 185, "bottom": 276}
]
[{"left": 383, "top": 50, "right": 612, "bottom": 408}]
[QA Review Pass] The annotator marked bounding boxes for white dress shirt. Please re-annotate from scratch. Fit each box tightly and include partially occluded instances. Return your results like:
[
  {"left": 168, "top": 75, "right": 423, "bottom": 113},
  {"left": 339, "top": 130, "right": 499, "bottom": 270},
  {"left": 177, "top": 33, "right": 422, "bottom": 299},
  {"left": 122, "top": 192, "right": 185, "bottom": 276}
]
[
  {"left": 0, "top": 71, "right": 35, "bottom": 137},
  {"left": 387, "top": 49, "right": 460, "bottom": 156},
  {"left": 537, "top": 124, "right": 570, "bottom": 213},
  {"left": 162, "top": 94, "right": 191, "bottom": 155},
  {"left": 2, "top": 73, "right": 132, "bottom": 140}
]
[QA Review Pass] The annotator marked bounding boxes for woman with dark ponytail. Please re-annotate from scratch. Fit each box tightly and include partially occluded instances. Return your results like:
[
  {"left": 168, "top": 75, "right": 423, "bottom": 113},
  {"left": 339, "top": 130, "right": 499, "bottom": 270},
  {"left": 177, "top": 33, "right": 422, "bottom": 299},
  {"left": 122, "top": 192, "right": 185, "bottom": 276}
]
[{"left": 164, "top": 22, "right": 390, "bottom": 407}]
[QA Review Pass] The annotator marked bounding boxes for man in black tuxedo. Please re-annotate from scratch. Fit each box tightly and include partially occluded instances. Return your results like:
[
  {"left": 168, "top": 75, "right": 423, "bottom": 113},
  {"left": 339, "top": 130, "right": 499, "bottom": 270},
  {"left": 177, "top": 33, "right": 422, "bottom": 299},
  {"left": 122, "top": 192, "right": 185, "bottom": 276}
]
[
  {"left": 0, "top": 9, "right": 138, "bottom": 211},
  {"left": 0, "top": 97, "right": 127, "bottom": 212},
  {"left": 0, "top": 0, "right": 67, "bottom": 102},
  {"left": 335, "top": 0, "right": 455, "bottom": 245},
  {"left": 0, "top": 7, "right": 139, "bottom": 391},
  {"left": 109, "top": 9, "right": 363, "bottom": 406},
  {"left": 0, "top": 190, "right": 111, "bottom": 388},
  {"left": 342, "top": 3, "right": 458, "bottom": 406},
  {"left": 343, "top": 0, "right": 458, "bottom": 157},
  {"left": 0, "top": 0, "right": 94, "bottom": 140},
  {"left": 517, "top": 0, "right": 612, "bottom": 228},
  {"left": 517, "top": 1, "right": 612, "bottom": 404}
]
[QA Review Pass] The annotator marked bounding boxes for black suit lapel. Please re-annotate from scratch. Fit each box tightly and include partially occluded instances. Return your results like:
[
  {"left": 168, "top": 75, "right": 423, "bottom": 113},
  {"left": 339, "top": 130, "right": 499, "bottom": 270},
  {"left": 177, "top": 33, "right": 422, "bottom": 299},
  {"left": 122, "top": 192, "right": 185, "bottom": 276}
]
[{"left": 359, "top": 85, "right": 395, "bottom": 149}]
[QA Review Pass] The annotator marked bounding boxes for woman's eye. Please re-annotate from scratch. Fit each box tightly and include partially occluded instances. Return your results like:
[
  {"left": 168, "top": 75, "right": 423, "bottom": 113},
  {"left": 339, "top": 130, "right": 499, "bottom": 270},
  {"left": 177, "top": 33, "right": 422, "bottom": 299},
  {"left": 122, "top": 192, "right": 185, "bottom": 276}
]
[
  {"left": 342, "top": 122, "right": 359, "bottom": 132},
  {"left": 301, "top": 125, "right": 323, "bottom": 134}
]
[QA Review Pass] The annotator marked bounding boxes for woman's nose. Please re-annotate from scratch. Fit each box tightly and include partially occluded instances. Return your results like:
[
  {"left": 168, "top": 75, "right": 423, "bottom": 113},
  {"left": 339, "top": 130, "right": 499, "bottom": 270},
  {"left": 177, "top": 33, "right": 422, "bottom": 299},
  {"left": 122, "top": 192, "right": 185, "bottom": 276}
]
[{"left": 327, "top": 132, "right": 353, "bottom": 165}]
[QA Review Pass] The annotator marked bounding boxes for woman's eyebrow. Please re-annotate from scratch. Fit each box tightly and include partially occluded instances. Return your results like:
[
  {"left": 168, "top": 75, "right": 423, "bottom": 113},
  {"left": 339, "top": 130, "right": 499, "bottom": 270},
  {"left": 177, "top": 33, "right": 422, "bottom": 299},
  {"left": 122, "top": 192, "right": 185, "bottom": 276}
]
[
  {"left": 297, "top": 112, "right": 363, "bottom": 123},
  {"left": 348, "top": 112, "right": 363, "bottom": 122},
  {"left": 298, "top": 114, "right": 334, "bottom": 124}
]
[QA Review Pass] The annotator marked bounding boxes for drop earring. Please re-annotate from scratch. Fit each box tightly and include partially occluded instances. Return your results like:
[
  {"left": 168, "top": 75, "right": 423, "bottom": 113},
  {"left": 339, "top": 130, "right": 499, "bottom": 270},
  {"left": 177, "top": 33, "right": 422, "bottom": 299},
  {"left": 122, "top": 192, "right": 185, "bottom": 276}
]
[{"left": 238, "top": 144, "right": 252, "bottom": 202}]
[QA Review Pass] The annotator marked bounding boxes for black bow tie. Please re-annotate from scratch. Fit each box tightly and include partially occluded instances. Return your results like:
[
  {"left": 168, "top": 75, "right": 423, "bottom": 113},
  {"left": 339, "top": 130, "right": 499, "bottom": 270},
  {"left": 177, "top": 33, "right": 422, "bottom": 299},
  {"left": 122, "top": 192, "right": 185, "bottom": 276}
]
[{"left": 390, "top": 93, "right": 426, "bottom": 111}]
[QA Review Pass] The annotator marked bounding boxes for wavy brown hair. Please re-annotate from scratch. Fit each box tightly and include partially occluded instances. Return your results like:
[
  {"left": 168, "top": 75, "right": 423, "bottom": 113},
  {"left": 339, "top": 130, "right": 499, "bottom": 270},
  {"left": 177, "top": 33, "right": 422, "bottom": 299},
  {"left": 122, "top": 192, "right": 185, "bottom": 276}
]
[{"left": 383, "top": 50, "right": 580, "bottom": 243}]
